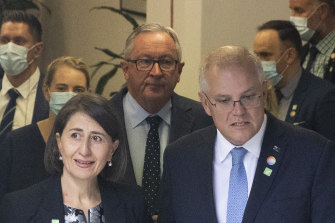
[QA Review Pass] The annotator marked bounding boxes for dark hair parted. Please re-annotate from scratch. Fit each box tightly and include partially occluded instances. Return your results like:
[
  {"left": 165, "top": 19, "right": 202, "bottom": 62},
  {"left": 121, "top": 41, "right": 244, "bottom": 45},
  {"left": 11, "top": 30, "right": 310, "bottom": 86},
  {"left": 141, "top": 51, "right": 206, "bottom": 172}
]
[
  {"left": 44, "top": 92, "right": 128, "bottom": 182},
  {"left": 258, "top": 20, "right": 303, "bottom": 59},
  {"left": 1, "top": 10, "right": 42, "bottom": 42},
  {"left": 44, "top": 56, "right": 90, "bottom": 90}
]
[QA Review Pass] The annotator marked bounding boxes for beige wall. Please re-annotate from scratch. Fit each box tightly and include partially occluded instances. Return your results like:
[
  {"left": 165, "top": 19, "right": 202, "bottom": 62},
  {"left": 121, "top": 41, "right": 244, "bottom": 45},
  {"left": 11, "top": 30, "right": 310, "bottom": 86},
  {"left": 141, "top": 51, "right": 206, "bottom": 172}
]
[{"left": 38, "top": 0, "right": 289, "bottom": 100}]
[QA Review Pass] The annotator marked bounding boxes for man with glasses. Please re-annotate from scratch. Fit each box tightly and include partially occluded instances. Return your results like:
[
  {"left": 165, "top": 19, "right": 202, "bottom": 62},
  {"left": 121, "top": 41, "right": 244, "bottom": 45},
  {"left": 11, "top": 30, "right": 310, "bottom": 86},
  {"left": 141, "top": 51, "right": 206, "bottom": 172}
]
[
  {"left": 109, "top": 23, "right": 212, "bottom": 221},
  {"left": 289, "top": 0, "right": 335, "bottom": 83},
  {"left": 254, "top": 20, "right": 335, "bottom": 142},
  {"left": 159, "top": 45, "right": 335, "bottom": 223}
]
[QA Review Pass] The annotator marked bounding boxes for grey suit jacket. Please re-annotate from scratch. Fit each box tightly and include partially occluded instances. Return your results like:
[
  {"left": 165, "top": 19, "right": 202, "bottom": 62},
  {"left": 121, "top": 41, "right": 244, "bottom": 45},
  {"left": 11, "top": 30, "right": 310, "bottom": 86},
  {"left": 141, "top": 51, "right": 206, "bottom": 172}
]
[
  {"left": 159, "top": 114, "right": 335, "bottom": 223},
  {"left": 109, "top": 88, "right": 213, "bottom": 185}
]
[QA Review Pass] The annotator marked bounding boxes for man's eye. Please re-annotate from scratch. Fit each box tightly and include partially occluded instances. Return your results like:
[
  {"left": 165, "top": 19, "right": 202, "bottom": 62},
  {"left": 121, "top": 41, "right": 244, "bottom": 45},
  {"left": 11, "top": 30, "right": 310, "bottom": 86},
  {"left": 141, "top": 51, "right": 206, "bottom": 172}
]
[
  {"left": 217, "top": 99, "right": 230, "bottom": 104},
  {"left": 138, "top": 59, "right": 152, "bottom": 65},
  {"left": 160, "top": 59, "right": 174, "bottom": 66}
]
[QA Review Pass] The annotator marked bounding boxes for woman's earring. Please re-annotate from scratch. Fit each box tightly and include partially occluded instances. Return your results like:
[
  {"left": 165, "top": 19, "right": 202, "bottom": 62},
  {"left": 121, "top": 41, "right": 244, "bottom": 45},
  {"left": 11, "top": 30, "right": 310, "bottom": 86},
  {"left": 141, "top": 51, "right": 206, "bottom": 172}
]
[
  {"left": 59, "top": 155, "right": 63, "bottom": 161},
  {"left": 108, "top": 161, "right": 112, "bottom": 167}
]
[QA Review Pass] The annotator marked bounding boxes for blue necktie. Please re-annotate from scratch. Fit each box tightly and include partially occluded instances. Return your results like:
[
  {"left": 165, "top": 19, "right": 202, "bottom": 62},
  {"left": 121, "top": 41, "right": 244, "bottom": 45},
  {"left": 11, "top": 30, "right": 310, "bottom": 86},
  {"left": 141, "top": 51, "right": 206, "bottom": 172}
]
[
  {"left": 0, "top": 89, "right": 20, "bottom": 141},
  {"left": 227, "top": 147, "right": 248, "bottom": 223}
]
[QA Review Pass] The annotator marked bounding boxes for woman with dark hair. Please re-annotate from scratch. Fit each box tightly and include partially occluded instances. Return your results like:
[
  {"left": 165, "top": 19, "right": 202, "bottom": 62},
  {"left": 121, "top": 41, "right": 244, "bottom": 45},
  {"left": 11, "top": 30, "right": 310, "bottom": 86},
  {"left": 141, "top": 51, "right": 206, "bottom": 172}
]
[
  {"left": 0, "top": 56, "right": 90, "bottom": 199},
  {"left": 0, "top": 93, "right": 147, "bottom": 222}
]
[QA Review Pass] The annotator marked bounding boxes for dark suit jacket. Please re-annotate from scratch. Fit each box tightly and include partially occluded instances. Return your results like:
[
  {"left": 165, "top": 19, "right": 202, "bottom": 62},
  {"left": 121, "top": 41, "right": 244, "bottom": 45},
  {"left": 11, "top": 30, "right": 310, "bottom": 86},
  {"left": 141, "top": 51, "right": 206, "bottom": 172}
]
[
  {"left": 0, "top": 176, "right": 149, "bottom": 223},
  {"left": 159, "top": 114, "right": 335, "bottom": 223},
  {"left": 302, "top": 44, "right": 335, "bottom": 84},
  {"left": 109, "top": 88, "right": 213, "bottom": 185},
  {"left": 0, "top": 124, "right": 49, "bottom": 200},
  {"left": 285, "top": 69, "right": 335, "bottom": 142},
  {"left": 0, "top": 72, "right": 49, "bottom": 127}
]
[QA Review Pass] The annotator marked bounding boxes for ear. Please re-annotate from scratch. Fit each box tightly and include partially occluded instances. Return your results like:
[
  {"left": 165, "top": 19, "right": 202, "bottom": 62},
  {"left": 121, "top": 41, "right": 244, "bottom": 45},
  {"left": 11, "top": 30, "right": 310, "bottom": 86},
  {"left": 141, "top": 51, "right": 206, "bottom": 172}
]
[
  {"left": 56, "top": 132, "right": 63, "bottom": 156},
  {"left": 286, "top": 48, "right": 297, "bottom": 65},
  {"left": 120, "top": 60, "right": 130, "bottom": 80},
  {"left": 199, "top": 91, "right": 212, "bottom": 117},
  {"left": 42, "top": 84, "right": 50, "bottom": 102},
  {"left": 318, "top": 2, "right": 329, "bottom": 20},
  {"left": 32, "top": 42, "right": 44, "bottom": 59},
  {"left": 108, "top": 139, "right": 119, "bottom": 160},
  {"left": 176, "top": 61, "right": 185, "bottom": 83}
]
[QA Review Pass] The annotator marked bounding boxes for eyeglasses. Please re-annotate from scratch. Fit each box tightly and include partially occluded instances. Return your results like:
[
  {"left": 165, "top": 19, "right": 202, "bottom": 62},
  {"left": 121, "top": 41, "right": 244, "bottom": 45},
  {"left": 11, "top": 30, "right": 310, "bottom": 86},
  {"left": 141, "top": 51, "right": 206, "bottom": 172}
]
[
  {"left": 127, "top": 59, "right": 179, "bottom": 72},
  {"left": 203, "top": 92, "right": 262, "bottom": 111}
]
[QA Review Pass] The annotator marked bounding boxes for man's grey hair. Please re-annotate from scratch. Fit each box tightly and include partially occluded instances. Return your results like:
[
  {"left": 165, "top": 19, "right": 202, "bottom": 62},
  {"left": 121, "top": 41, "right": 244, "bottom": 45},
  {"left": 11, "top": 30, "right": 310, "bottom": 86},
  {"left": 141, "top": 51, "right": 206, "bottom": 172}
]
[
  {"left": 123, "top": 23, "right": 182, "bottom": 61},
  {"left": 199, "top": 46, "right": 265, "bottom": 93}
]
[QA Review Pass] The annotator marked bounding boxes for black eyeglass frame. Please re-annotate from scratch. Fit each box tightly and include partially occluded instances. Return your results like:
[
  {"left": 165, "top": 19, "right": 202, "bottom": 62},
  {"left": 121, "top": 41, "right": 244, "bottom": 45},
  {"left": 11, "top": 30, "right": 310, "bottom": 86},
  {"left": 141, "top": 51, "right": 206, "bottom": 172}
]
[{"left": 127, "top": 59, "right": 179, "bottom": 72}]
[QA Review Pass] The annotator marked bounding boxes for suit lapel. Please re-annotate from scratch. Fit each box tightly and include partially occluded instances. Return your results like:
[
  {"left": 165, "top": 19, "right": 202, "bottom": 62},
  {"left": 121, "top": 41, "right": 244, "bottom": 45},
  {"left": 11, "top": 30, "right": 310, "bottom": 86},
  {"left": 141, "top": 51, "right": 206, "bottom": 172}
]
[
  {"left": 169, "top": 93, "right": 194, "bottom": 143},
  {"left": 285, "top": 71, "right": 308, "bottom": 124},
  {"left": 243, "top": 115, "right": 288, "bottom": 223},
  {"left": 32, "top": 74, "right": 49, "bottom": 123},
  {"left": 32, "top": 177, "right": 65, "bottom": 223}
]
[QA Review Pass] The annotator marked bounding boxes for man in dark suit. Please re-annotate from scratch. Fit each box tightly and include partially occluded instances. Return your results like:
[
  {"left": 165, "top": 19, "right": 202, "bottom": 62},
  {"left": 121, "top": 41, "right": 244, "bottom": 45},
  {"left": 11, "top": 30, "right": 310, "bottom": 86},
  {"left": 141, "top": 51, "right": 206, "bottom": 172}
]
[
  {"left": 158, "top": 46, "right": 335, "bottom": 223},
  {"left": 253, "top": 20, "right": 335, "bottom": 142},
  {"left": 289, "top": 0, "right": 335, "bottom": 83},
  {"left": 0, "top": 11, "right": 49, "bottom": 142},
  {"left": 110, "top": 23, "right": 212, "bottom": 221}
]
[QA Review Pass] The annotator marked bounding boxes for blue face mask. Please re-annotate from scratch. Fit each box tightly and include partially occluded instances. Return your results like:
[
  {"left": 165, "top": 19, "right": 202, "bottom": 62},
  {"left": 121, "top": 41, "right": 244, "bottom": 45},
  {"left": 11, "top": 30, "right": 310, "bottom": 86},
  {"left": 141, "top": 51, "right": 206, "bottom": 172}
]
[
  {"left": 261, "top": 61, "right": 283, "bottom": 86},
  {"left": 49, "top": 92, "right": 77, "bottom": 115}
]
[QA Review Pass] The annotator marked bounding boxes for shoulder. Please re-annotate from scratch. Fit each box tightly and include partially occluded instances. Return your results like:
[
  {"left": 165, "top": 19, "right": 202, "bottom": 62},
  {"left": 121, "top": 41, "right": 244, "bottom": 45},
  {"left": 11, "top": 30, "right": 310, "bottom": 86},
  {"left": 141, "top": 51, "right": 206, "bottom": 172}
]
[
  {"left": 109, "top": 88, "right": 127, "bottom": 105},
  {"left": 301, "top": 71, "right": 335, "bottom": 95},
  {"left": 172, "top": 93, "right": 203, "bottom": 110}
]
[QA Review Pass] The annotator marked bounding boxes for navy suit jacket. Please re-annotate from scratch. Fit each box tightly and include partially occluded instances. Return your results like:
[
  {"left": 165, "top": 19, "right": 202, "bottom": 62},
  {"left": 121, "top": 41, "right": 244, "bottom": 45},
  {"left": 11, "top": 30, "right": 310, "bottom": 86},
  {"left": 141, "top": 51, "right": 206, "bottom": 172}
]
[
  {"left": 159, "top": 114, "right": 335, "bottom": 223},
  {"left": 0, "top": 72, "right": 49, "bottom": 125},
  {"left": 285, "top": 69, "right": 335, "bottom": 142},
  {"left": 109, "top": 88, "right": 213, "bottom": 185},
  {"left": 0, "top": 176, "right": 149, "bottom": 223}
]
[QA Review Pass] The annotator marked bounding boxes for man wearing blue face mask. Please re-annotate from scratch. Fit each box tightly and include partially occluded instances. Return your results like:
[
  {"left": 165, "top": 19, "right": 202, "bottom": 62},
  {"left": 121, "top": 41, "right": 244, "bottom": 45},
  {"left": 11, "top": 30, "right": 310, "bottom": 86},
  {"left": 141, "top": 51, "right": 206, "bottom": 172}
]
[
  {"left": 254, "top": 20, "right": 335, "bottom": 142},
  {"left": 289, "top": 0, "right": 335, "bottom": 83},
  {"left": 0, "top": 11, "right": 49, "bottom": 142}
]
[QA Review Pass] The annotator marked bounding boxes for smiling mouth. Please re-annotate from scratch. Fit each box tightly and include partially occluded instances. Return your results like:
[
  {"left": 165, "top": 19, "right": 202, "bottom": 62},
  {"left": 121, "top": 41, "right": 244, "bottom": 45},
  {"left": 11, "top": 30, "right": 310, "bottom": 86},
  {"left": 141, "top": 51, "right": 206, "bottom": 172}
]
[
  {"left": 74, "top": 159, "right": 94, "bottom": 167},
  {"left": 231, "top": 121, "right": 249, "bottom": 126}
]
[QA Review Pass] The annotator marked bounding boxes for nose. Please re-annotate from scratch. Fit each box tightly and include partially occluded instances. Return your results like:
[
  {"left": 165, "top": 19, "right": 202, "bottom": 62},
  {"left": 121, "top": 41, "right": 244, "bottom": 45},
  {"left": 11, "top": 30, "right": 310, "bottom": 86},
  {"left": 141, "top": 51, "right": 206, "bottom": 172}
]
[
  {"left": 149, "top": 61, "right": 163, "bottom": 76},
  {"left": 79, "top": 137, "right": 92, "bottom": 156},
  {"left": 231, "top": 100, "right": 246, "bottom": 115}
]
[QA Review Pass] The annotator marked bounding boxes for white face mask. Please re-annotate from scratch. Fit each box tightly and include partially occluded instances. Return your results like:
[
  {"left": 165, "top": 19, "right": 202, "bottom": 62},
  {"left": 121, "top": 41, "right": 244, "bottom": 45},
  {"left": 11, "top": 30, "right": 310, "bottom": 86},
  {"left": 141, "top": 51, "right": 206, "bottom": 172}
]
[
  {"left": 0, "top": 42, "right": 34, "bottom": 76},
  {"left": 49, "top": 92, "right": 77, "bottom": 115},
  {"left": 290, "top": 16, "right": 315, "bottom": 41}
]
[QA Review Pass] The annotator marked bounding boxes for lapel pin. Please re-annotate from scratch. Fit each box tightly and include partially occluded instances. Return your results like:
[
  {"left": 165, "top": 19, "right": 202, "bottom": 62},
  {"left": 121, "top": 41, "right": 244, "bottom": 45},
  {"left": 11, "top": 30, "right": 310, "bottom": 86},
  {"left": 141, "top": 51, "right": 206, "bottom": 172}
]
[
  {"left": 263, "top": 167, "right": 272, "bottom": 176},
  {"left": 273, "top": 145, "right": 280, "bottom": 153},
  {"left": 292, "top": 104, "right": 297, "bottom": 110},
  {"left": 267, "top": 156, "right": 276, "bottom": 165},
  {"left": 51, "top": 220, "right": 59, "bottom": 223},
  {"left": 290, "top": 110, "right": 296, "bottom": 117}
]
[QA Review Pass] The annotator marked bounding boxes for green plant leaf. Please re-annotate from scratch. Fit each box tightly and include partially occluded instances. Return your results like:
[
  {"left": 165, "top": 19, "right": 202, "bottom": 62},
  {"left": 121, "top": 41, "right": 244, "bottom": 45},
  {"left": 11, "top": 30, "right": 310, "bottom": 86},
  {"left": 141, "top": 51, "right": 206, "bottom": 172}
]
[
  {"left": 95, "top": 66, "right": 120, "bottom": 95},
  {"left": 91, "top": 6, "right": 139, "bottom": 30},
  {"left": 90, "top": 61, "right": 111, "bottom": 78},
  {"left": 95, "top": 47, "right": 124, "bottom": 59}
]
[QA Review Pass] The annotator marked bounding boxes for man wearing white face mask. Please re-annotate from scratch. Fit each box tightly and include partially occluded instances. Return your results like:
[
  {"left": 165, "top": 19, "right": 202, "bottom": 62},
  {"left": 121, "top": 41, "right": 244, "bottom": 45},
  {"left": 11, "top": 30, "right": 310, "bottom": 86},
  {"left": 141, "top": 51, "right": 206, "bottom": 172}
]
[
  {"left": 289, "top": 0, "right": 335, "bottom": 83},
  {"left": 254, "top": 20, "right": 335, "bottom": 142},
  {"left": 0, "top": 11, "right": 48, "bottom": 142}
]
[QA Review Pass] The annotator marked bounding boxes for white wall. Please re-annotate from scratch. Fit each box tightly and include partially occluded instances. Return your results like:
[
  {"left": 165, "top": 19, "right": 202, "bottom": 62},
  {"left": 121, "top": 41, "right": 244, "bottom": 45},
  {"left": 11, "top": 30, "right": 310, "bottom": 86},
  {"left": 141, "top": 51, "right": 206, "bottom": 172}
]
[{"left": 37, "top": 0, "right": 289, "bottom": 100}]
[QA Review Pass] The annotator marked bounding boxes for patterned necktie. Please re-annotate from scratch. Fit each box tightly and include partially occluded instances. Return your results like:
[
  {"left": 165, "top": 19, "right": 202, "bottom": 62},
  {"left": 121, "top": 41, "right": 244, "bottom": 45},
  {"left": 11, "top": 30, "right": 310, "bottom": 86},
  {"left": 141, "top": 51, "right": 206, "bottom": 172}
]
[
  {"left": 0, "top": 89, "right": 20, "bottom": 141},
  {"left": 305, "top": 46, "right": 319, "bottom": 73},
  {"left": 142, "top": 115, "right": 162, "bottom": 216},
  {"left": 227, "top": 147, "right": 248, "bottom": 223}
]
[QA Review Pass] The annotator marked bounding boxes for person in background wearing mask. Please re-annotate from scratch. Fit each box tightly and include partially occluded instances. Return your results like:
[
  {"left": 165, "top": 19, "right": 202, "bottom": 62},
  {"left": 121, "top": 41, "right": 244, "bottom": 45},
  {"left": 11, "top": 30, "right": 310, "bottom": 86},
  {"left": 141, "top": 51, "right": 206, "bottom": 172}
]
[
  {"left": 0, "top": 56, "right": 90, "bottom": 200},
  {"left": 0, "top": 10, "right": 48, "bottom": 142},
  {"left": 254, "top": 20, "right": 335, "bottom": 142},
  {"left": 290, "top": 0, "right": 335, "bottom": 83}
]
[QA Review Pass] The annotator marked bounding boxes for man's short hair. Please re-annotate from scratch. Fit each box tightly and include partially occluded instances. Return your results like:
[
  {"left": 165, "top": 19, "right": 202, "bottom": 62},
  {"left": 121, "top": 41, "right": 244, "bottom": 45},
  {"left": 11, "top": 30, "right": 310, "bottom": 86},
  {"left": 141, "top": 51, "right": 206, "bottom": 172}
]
[
  {"left": 1, "top": 10, "right": 42, "bottom": 42},
  {"left": 199, "top": 46, "right": 264, "bottom": 93},
  {"left": 123, "top": 23, "right": 182, "bottom": 61},
  {"left": 257, "top": 20, "right": 302, "bottom": 58}
]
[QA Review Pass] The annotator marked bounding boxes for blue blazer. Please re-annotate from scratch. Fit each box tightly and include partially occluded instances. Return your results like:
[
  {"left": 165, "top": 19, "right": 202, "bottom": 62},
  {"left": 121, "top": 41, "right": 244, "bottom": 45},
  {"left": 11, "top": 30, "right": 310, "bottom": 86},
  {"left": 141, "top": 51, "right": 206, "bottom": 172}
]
[
  {"left": 159, "top": 114, "right": 335, "bottom": 223},
  {"left": 109, "top": 88, "right": 213, "bottom": 185},
  {"left": 285, "top": 69, "right": 335, "bottom": 142},
  {"left": 0, "top": 72, "right": 49, "bottom": 124},
  {"left": 0, "top": 176, "right": 149, "bottom": 223}
]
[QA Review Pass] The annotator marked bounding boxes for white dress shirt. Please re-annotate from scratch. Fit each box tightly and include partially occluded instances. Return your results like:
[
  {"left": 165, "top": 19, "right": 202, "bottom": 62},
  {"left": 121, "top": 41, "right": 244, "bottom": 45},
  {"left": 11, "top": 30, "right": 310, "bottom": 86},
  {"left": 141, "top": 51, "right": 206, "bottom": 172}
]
[
  {"left": 0, "top": 68, "right": 40, "bottom": 130},
  {"left": 213, "top": 114, "right": 267, "bottom": 223},
  {"left": 123, "top": 92, "right": 171, "bottom": 186}
]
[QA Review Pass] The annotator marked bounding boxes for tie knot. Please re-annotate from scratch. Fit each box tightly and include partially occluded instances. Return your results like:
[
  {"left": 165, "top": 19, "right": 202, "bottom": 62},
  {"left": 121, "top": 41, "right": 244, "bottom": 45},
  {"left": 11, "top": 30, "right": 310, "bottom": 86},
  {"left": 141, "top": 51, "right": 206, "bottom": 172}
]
[
  {"left": 231, "top": 147, "right": 247, "bottom": 166},
  {"left": 7, "top": 89, "right": 20, "bottom": 100},
  {"left": 146, "top": 115, "right": 162, "bottom": 128}
]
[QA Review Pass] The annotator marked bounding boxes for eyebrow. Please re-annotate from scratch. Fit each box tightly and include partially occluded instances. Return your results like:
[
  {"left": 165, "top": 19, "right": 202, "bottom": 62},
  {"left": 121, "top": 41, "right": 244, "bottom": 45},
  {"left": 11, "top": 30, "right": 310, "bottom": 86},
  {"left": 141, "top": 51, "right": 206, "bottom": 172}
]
[
  {"left": 214, "top": 88, "right": 259, "bottom": 98},
  {"left": 69, "top": 128, "right": 107, "bottom": 137}
]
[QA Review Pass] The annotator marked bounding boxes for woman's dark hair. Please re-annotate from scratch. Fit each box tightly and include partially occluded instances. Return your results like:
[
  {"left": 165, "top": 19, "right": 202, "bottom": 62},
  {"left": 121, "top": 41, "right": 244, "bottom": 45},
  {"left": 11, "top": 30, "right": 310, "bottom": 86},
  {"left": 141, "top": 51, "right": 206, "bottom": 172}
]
[{"left": 44, "top": 92, "right": 128, "bottom": 182}]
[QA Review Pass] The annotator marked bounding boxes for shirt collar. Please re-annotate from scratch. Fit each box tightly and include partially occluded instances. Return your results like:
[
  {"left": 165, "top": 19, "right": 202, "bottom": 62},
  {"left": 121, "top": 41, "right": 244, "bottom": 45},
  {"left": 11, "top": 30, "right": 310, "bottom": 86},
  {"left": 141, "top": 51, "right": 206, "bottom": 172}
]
[
  {"left": 124, "top": 92, "right": 171, "bottom": 128},
  {"left": 215, "top": 114, "right": 267, "bottom": 163},
  {"left": 280, "top": 68, "right": 302, "bottom": 99},
  {"left": 315, "top": 30, "right": 335, "bottom": 55},
  {"left": 1, "top": 68, "right": 40, "bottom": 99}
]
